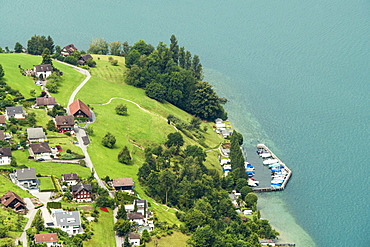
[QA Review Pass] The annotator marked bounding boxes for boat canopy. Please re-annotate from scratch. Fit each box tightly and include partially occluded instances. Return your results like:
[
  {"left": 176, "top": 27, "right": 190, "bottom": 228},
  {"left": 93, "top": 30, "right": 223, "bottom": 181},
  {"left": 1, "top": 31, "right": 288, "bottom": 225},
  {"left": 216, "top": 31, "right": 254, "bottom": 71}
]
[
  {"left": 263, "top": 159, "right": 279, "bottom": 165},
  {"left": 261, "top": 153, "right": 272, "bottom": 158}
]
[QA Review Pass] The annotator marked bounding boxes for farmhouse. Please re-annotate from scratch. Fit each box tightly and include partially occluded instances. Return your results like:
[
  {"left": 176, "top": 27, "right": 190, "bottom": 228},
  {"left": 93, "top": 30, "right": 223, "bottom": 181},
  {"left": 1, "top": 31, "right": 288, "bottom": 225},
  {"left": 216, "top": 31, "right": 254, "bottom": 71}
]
[
  {"left": 34, "top": 233, "right": 59, "bottom": 247},
  {"left": 55, "top": 115, "right": 74, "bottom": 132},
  {"left": 112, "top": 178, "right": 134, "bottom": 191},
  {"left": 12, "top": 168, "right": 39, "bottom": 189},
  {"left": 36, "top": 97, "right": 57, "bottom": 109},
  {"left": 128, "top": 212, "right": 145, "bottom": 226},
  {"left": 29, "top": 142, "right": 52, "bottom": 159},
  {"left": 0, "top": 147, "right": 12, "bottom": 165},
  {"left": 68, "top": 99, "right": 91, "bottom": 119},
  {"left": 62, "top": 173, "right": 80, "bottom": 186},
  {"left": 0, "top": 190, "right": 27, "bottom": 213},
  {"left": 34, "top": 64, "right": 53, "bottom": 79},
  {"left": 71, "top": 182, "right": 92, "bottom": 202},
  {"left": 6, "top": 106, "right": 26, "bottom": 120},
  {"left": 128, "top": 234, "right": 141, "bottom": 246},
  {"left": 27, "top": 128, "right": 47, "bottom": 142},
  {"left": 61, "top": 44, "right": 78, "bottom": 57},
  {"left": 78, "top": 54, "right": 93, "bottom": 65},
  {"left": 54, "top": 210, "right": 82, "bottom": 235}
]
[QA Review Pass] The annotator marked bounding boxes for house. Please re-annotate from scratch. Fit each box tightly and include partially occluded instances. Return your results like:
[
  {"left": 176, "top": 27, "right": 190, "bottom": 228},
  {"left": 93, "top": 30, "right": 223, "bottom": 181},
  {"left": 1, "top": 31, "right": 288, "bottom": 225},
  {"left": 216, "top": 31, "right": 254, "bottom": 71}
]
[
  {"left": 220, "top": 143, "right": 231, "bottom": 157},
  {"left": 68, "top": 99, "right": 91, "bottom": 119},
  {"left": 128, "top": 212, "right": 145, "bottom": 226},
  {"left": 5, "top": 106, "right": 26, "bottom": 120},
  {"left": 27, "top": 128, "right": 47, "bottom": 142},
  {"left": 34, "top": 233, "right": 59, "bottom": 247},
  {"left": 0, "top": 115, "right": 5, "bottom": 126},
  {"left": 215, "top": 118, "right": 223, "bottom": 124},
  {"left": 71, "top": 182, "right": 92, "bottom": 202},
  {"left": 13, "top": 168, "right": 39, "bottom": 189},
  {"left": 228, "top": 194, "right": 238, "bottom": 207},
  {"left": 135, "top": 200, "right": 148, "bottom": 216},
  {"left": 54, "top": 210, "right": 82, "bottom": 235},
  {"left": 62, "top": 173, "right": 80, "bottom": 186},
  {"left": 34, "top": 64, "right": 53, "bottom": 79},
  {"left": 0, "top": 147, "right": 12, "bottom": 165},
  {"left": 0, "top": 190, "right": 27, "bottom": 213},
  {"left": 77, "top": 54, "right": 93, "bottom": 65},
  {"left": 220, "top": 158, "right": 230, "bottom": 166},
  {"left": 124, "top": 204, "right": 135, "bottom": 213},
  {"left": 61, "top": 44, "right": 78, "bottom": 57},
  {"left": 221, "top": 129, "right": 233, "bottom": 138},
  {"left": 36, "top": 97, "right": 57, "bottom": 109},
  {"left": 29, "top": 142, "right": 52, "bottom": 159},
  {"left": 112, "top": 178, "right": 134, "bottom": 191},
  {"left": 128, "top": 234, "right": 141, "bottom": 246},
  {"left": 55, "top": 115, "right": 74, "bottom": 133}
]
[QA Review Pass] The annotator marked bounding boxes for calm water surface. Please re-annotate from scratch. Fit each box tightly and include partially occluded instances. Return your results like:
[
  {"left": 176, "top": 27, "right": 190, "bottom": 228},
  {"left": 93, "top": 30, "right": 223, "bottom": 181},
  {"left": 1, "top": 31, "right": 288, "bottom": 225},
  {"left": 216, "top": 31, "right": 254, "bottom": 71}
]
[{"left": 1, "top": 1, "right": 369, "bottom": 246}]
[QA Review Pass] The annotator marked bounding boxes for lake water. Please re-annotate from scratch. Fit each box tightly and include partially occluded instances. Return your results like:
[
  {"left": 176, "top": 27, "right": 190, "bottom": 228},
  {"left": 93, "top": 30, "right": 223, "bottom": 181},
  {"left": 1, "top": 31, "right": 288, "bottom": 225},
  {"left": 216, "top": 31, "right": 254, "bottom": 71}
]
[{"left": 1, "top": 1, "right": 369, "bottom": 246}]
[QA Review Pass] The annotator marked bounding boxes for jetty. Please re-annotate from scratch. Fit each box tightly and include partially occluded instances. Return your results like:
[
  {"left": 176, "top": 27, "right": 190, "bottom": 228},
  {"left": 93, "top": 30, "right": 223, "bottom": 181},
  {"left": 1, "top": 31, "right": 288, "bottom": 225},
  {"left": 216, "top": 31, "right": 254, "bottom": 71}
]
[{"left": 252, "top": 144, "right": 292, "bottom": 192}]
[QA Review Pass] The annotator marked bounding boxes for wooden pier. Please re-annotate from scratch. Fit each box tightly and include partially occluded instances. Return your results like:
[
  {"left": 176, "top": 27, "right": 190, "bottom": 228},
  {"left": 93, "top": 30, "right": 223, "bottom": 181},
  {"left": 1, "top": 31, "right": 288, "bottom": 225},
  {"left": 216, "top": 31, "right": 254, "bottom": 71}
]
[{"left": 252, "top": 144, "right": 292, "bottom": 192}]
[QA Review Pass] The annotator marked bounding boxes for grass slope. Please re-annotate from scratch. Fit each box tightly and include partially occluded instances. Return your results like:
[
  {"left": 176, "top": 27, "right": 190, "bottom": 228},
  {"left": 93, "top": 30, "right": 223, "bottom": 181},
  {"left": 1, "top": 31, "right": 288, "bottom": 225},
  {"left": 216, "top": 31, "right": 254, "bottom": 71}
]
[
  {"left": 0, "top": 174, "right": 33, "bottom": 198},
  {"left": 84, "top": 208, "right": 116, "bottom": 247},
  {"left": 38, "top": 176, "right": 55, "bottom": 191},
  {"left": 147, "top": 231, "right": 190, "bottom": 247}
]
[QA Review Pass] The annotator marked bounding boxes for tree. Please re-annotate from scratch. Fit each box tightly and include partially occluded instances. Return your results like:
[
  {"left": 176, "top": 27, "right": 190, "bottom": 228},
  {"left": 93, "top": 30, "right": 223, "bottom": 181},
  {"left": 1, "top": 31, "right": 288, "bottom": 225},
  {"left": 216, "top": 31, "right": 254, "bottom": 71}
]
[
  {"left": 102, "top": 132, "right": 116, "bottom": 148},
  {"left": 85, "top": 126, "right": 94, "bottom": 136},
  {"left": 0, "top": 64, "right": 4, "bottom": 78},
  {"left": 184, "top": 209, "right": 207, "bottom": 231},
  {"left": 170, "top": 34, "right": 179, "bottom": 63},
  {"left": 145, "top": 82, "right": 166, "bottom": 102},
  {"left": 46, "top": 120, "right": 57, "bottom": 132},
  {"left": 96, "top": 195, "right": 115, "bottom": 208},
  {"left": 159, "top": 170, "right": 176, "bottom": 205},
  {"left": 88, "top": 38, "right": 109, "bottom": 55},
  {"left": 110, "top": 41, "right": 122, "bottom": 56},
  {"left": 116, "top": 204, "right": 127, "bottom": 220},
  {"left": 64, "top": 56, "right": 78, "bottom": 65},
  {"left": 31, "top": 209, "right": 44, "bottom": 233},
  {"left": 244, "top": 192, "right": 258, "bottom": 208},
  {"left": 30, "top": 89, "right": 36, "bottom": 98},
  {"left": 189, "top": 225, "right": 218, "bottom": 247},
  {"left": 14, "top": 42, "right": 23, "bottom": 53},
  {"left": 27, "top": 35, "right": 51, "bottom": 55},
  {"left": 27, "top": 112, "right": 37, "bottom": 126},
  {"left": 118, "top": 146, "right": 132, "bottom": 165},
  {"left": 114, "top": 219, "right": 131, "bottom": 236},
  {"left": 115, "top": 104, "right": 128, "bottom": 115},
  {"left": 122, "top": 41, "right": 131, "bottom": 56},
  {"left": 123, "top": 235, "right": 131, "bottom": 247},
  {"left": 10, "top": 156, "right": 17, "bottom": 167},
  {"left": 41, "top": 48, "right": 52, "bottom": 65},
  {"left": 141, "top": 229, "right": 150, "bottom": 243},
  {"left": 240, "top": 186, "right": 253, "bottom": 199},
  {"left": 86, "top": 58, "right": 96, "bottom": 67},
  {"left": 165, "top": 132, "right": 184, "bottom": 148}
]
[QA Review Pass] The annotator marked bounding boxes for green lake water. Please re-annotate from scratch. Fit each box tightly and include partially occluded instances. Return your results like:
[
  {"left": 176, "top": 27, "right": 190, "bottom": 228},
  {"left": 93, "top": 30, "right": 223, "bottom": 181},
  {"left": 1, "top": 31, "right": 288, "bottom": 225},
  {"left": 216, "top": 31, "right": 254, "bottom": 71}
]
[{"left": 1, "top": 1, "right": 369, "bottom": 246}]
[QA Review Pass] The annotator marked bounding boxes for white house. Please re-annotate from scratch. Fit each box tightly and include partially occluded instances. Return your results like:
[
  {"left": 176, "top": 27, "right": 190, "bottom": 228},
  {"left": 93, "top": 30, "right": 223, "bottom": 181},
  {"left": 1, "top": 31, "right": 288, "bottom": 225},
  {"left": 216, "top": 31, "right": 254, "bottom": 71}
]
[
  {"left": 34, "top": 233, "right": 59, "bottom": 247},
  {"left": 124, "top": 204, "right": 135, "bottom": 213},
  {"left": 29, "top": 142, "right": 53, "bottom": 159},
  {"left": 0, "top": 147, "right": 12, "bottom": 165},
  {"left": 135, "top": 200, "right": 148, "bottom": 216},
  {"left": 128, "top": 212, "right": 145, "bottom": 226},
  {"left": 13, "top": 168, "right": 39, "bottom": 189},
  {"left": 5, "top": 106, "right": 26, "bottom": 120},
  {"left": 128, "top": 234, "right": 141, "bottom": 246},
  {"left": 54, "top": 211, "right": 82, "bottom": 235},
  {"left": 34, "top": 64, "right": 53, "bottom": 79},
  {"left": 27, "top": 128, "right": 47, "bottom": 142},
  {"left": 62, "top": 173, "right": 80, "bottom": 186}
]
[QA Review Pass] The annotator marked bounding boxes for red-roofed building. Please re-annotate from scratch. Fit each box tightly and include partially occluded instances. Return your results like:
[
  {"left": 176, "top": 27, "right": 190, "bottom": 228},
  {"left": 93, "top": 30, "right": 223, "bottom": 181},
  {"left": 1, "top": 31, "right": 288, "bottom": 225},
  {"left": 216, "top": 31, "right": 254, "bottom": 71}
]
[
  {"left": 34, "top": 233, "right": 59, "bottom": 247},
  {"left": 68, "top": 99, "right": 91, "bottom": 119}
]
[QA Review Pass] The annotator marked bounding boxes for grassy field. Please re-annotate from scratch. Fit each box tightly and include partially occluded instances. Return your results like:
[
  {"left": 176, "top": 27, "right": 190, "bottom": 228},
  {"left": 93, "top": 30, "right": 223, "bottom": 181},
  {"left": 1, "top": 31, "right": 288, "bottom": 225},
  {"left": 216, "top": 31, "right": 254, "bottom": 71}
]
[
  {"left": 30, "top": 108, "right": 52, "bottom": 127},
  {"left": 0, "top": 174, "right": 33, "bottom": 198},
  {"left": 84, "top": 208, "right": 116, "bottom": 247},
  {"left": 147, "top": 231, "right": 190, "bottom": 247},
  {"left": 0, "top": 207, "right": 28, "bottom": 245},
  {"left": 38, "top": 176, "right": 55, "bottom": 191}
]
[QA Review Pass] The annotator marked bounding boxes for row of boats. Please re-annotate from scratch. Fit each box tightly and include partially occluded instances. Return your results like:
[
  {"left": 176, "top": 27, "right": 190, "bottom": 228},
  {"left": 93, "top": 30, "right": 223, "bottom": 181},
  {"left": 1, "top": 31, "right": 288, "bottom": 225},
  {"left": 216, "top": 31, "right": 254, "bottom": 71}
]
[
  {"left": 257, "top": 148, "right": 289, "bottom": 188},
  {"left": 221, "top": 160, "right": 260, "bottom": 186}
]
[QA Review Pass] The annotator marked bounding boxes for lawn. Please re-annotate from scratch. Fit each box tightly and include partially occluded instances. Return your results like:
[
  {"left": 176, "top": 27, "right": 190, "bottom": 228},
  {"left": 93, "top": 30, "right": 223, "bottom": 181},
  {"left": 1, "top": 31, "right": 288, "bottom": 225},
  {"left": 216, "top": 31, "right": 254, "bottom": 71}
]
[
  {"left": 47, "top": 132, "right": 83, "bottom": 155},
  {"left": 0, "top": 174, "right": 33, "bottom": 198},
  {"left": 84, "top": 208, "right": 116, "bottom": 247},
  {"left": 147, "top": 231, "right": 190, "bottom": 247},
  {"left": 0, "top": 207, "right": 28, "bottom": 245},
  {"left": 30, "top": 108, "right": 52, "bottom": 127},
  {"left": 38, "top": 176, "right": 55, "bottom": 191}
]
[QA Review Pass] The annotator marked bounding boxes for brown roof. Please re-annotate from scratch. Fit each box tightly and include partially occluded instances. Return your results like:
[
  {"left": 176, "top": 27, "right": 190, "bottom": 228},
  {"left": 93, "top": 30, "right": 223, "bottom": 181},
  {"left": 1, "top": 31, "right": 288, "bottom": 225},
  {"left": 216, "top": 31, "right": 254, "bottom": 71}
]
[
  {"left": 128, "top": 212, "right": 144, "bottom": 220},
  {"left": 0, "top": 115, "right": 5, "bottom": 124},
  {"left": 55, "top": 115, "right": 74, "bottom": 126},
  {"left": 62, "top": 173, "right": 80, "bottom": 181},
  {"left": 81, "top": 54, "right": 93, "bottom": 61},
  {"left": 72, "top": 182, "right": 92, "bottom": 194},
  {"left": 129, "top": 233, "right": 141, "bottom": 240},
  {"left": 30, "top": 142, "right": 51, "bottom": 154},
  {"left": 69, "top": 99, "right": 91, "bottom": 118},
  {"left": 0, "top": 147, "right": 12, "bottom": 157},
  {"left": 36, "top": 97, "right": 56, "bottom": 106},
  {"left": 34, "top": 64, "right": 52, "bottom": 72},
  {"left": 0, "top": 130, "right": 4, "bottom": 140},
  {"left": 0, "top": 191, "right": 25, "bottom": 207},
  {"left": 35, "top": 233, "right": 58, "bottom": 243},
  {"left": 62, "top": 44, "right": 78, "bottom": 54},
  {"left": 112, "top": 178, "right": 134, "bottom": 187}
]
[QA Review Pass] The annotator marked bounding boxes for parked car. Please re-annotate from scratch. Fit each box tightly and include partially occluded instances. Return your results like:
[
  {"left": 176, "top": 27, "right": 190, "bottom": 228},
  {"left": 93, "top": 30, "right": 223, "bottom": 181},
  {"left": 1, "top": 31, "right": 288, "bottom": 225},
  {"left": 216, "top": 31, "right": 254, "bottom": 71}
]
[{"left": 36, "top": 158, "right": 45, "bottom": 162}]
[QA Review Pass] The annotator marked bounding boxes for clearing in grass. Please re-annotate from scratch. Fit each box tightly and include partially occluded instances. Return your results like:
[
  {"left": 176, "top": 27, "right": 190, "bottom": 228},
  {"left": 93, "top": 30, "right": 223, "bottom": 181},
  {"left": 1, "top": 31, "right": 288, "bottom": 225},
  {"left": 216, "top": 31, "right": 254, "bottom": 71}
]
[
  {"left": 84, "top": 208, "right": 116, "bottom": 247},
  {"left": 147, "top": 231, "right": 190, "bottom": 247}
]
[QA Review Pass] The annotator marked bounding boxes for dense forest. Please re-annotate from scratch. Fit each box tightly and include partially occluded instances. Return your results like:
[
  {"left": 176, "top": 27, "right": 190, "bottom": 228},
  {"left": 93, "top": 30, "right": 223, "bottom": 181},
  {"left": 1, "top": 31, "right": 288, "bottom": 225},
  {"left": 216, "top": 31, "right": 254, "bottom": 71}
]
[{"left": 124, "top": 35, "right": 228, "bottom": 121}]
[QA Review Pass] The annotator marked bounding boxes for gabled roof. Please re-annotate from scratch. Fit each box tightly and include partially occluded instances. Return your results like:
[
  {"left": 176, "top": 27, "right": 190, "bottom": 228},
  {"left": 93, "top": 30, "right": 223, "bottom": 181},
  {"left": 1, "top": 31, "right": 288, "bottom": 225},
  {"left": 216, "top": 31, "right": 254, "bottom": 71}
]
[
  {"left": 36, "top": 97, "right": 56, "bottom": 106},
  {"left": 128, "top": 212, "right": 144, "bottom": 220},
  {"left": 112, "top": 178, "right": 134, "bottom": 187},
  {"left": 69, "top": 99, "right": 91, "bottom": 118},
  {"left": 29, "top": 142, "right": 51, "bottom": 154},
  {"left": 0, "top": 115, "right": 5, "bottom": 124},
  {"left": 35, "top": 233, "right": 58, "bottom": 243},
  {"left": 0, "top": 190, "right": 25, "bottom": 207},
  {"left": 129, "top": 233, "right": 141, "bottom": 240},
  {"left": 55, "top": 115, "right": 74, "bottom": 126},
  {"left": 0, "top": 147, "right": 12, "bottom": 157},
  {"left": 81, "top": 54, "right": 93, "bottom": 61},
  {"left": 0, "top": 130, "right": 4, "bottom": 140},
  {"left": 34, "top": 64, "right": 53, "bottom": 72},
  {"left": 62, "top": 173, "right": 80, "bottom": 181},
  {"left": 72, "top": 182, "right": 92, "bottom": 194},
  {"left": 55, "top": 211, "right": 81, "bottom": 227},
  {"left": 27, "top": 128, "right": 46, "bottom": 140},
  {"left": 62, "top": 44, "right": 78, "bottom": 53},
  {"left": 15, "top": 168, "right": 37, "bottom": 180},
  {"left": 6, "top": 106, "right": 24, "bottom": 117}
]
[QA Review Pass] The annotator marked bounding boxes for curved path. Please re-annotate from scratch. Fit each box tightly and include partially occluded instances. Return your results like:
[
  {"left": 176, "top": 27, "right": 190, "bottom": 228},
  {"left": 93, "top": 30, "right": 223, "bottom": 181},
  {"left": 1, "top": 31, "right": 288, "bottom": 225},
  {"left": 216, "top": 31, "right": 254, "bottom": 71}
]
[{"left": 91, "top": 97, "right": 178, "bottom": 131}]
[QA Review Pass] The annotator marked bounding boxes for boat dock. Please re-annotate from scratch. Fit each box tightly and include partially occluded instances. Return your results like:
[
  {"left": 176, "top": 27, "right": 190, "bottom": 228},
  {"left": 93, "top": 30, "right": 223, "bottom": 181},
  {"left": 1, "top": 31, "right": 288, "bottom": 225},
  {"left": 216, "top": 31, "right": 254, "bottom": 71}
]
[{"left": 252, "top": 144, "right": 292, "bottom": 192}]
